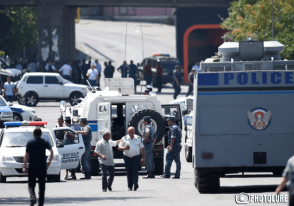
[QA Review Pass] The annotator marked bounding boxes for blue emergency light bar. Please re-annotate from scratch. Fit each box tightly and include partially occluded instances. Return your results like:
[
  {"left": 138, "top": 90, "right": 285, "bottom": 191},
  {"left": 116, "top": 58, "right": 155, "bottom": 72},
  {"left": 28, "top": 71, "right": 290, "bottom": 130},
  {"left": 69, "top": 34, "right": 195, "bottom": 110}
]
[{"left": 4, "top": 121, "right": 48, "bottom": 127}]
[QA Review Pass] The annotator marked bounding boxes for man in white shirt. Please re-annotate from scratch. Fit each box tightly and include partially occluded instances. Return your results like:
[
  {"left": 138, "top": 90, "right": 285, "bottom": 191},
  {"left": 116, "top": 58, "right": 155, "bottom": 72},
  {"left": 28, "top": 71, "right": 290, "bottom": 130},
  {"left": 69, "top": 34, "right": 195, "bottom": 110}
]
[
  {"left": 59, "top": 61, "right": 72, "bottom": 81},
  {"left": 95, "top": 59, "right": 101, "bottom": 87},
  {"left": 86, "top": 63, "right": 99, "bottom": 87},
  {"left": 95, "top": 131, "right": 121, "bottom": 192},
  {"left": 45, "top": 61, "right": 56, "bottom": 72},
  {"left": 118, "top": 127, "right": 145, "bottom": 191},
  {"left": 192, "top": 62, "right": 200, "bottom": 73}
]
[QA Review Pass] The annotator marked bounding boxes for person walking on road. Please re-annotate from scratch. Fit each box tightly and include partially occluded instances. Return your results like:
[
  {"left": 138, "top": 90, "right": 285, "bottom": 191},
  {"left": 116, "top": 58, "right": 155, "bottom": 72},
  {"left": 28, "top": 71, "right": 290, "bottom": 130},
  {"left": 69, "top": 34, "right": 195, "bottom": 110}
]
[
  {"left": 23, "top": 128, "right": 53, "bottom": 206},
  {"left": 2, "top": 77, "right": 15, "bottom": 103},
  {"left": 276, "top": 155, "right": 294, "bottom": 205},
  {"left": 172, "top": 65, "right": 181, "bottom": 100},
  {"left": 76, "top": 118, "right": 92, "bottom": 180},
  {"left": 86, "top": 63, "right": 99, "bottom": 87},
  {"left": 129, "top": 60, "right": 138, "bottom": 93},
  {"left": 95, "top": 59, "right": 101, "bottom": 87},
  {"left": 118, "top": 127, "right": 145, "bottom": 191},
  {"left": 59, "top": 61, "right": 72, "bottom": 81},
  {"left": 108, "top": 61, "right": 115, "bottom": 78},
  {"left": 117, "top": 61, "right": 129, "bottom": 78},
  {"left": 142, "top": 116, "right": 156, "bottom": 179},
  {"left": 160, "top": 117, "right": 182, "bottom": 179},
  {"left": 144, "top": 60, "right": 152, "bottom": 85},
  {"left": 155, "top": 62, "right": 163, "bottom": 93},
  {"left": 186, "top": 68, "right": 195, "bottom": 97},
  {"left": 95, "top": 131, "right": 121, "bottom": 192}
]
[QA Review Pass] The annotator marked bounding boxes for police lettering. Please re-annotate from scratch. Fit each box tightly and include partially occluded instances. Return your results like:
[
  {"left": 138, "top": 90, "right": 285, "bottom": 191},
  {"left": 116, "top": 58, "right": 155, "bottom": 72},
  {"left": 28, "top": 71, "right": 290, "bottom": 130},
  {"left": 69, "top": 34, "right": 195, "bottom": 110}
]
[{"left": 224, "top": 72, "right": 294, "bottom": 85}]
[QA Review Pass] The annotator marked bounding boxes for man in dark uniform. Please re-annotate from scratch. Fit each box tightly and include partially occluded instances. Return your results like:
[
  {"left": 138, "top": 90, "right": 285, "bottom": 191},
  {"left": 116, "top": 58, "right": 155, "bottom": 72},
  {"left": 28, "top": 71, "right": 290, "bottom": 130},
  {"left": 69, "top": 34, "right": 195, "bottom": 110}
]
[
  {"left": 173, "top": 65, "right": 181, "bottom": 100},
  {"left": 186, "top": 68, "right": 195, "bottom": 97},
  {"left": 76, "top": 118, "right": 92, "bottom": 179},
  {"left": 81, "top": 59, "right": 89, "bottom": 85},
  {"left": 160, "top": 117, "right": 182, "bottom": 179},
  {"left": 129, "top": 60, "right": 138, "bottom": 93},
  {"left": 142, "top": 116, "right": 156, "bottom": 179}
]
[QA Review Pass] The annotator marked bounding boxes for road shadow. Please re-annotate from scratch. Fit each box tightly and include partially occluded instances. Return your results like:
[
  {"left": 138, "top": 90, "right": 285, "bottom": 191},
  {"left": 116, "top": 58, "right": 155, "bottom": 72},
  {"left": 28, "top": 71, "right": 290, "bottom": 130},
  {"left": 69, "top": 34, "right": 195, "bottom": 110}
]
[
  {"left": 223, "top": 174, "right": 278, "bottom": 178},
  {"left": 219, "top": 185, "right": 287, "bottom": 194},
  {"left": 0, "top": 196, "right": 148, "bottom": 205}
]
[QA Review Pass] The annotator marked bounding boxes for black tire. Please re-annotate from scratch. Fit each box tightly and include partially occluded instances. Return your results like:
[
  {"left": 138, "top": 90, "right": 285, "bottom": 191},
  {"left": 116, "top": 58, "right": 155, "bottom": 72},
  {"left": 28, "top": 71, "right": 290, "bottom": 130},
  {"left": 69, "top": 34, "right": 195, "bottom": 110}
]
[
  {"left": 185, "top": 146, "right": 192, "bottom": 162},
  {"left": 13, "top": 113, "right": 23, "bottom": 121},
  {"left": 195, "top": 169, "right": 220, "bottom": 193},
  {"left": 47, "top": 175, "right": 54, "bottom": 182},
  {"left": 17, "top": 97, "right": 25, "bottom": 105},
  {"left": 128, "top": 109, "right": 166, "bottom": 144},
  {"left": 154, "top": 158, "right": 164, "bottom": 175},
  {"left": 53, "top": 174, "right": 60, "bottom": 182},
  {"left": 25, "top": 92, "right": 39, "bottom": 107},
  {"left": 90, "top": 159, "right": 100, "bottom": 176},
  {"left": 0, "top": 172, "right": 6, "bottom": 183},
  {"left": 69, "top": 92, "right": 83, "bottom": 106}
]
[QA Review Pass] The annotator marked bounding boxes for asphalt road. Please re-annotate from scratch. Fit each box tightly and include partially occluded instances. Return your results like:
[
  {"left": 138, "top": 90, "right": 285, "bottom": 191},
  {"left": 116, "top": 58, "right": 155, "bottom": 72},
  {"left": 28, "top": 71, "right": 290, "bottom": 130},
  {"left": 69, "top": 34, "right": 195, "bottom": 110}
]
[{"left": 0, "top": 20, "right": 289, "bottom": 206}]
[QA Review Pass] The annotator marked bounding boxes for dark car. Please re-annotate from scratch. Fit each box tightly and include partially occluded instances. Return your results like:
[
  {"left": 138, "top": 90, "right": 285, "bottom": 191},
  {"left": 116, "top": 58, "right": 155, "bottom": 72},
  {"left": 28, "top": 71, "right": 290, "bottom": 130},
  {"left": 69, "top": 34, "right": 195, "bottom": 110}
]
[{"left": 136, "top": 54, "right": 183, "bottom": 86}]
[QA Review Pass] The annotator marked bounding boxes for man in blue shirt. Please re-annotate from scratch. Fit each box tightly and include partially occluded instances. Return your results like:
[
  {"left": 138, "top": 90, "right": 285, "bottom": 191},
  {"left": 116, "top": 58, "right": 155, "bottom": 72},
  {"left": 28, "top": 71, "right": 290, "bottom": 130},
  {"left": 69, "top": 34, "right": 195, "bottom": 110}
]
[
  {"left": 117, "top": 61, "right": 129, "bottom": 78},
  {"left": 128, "top": 60, "right": 138, "bottom": 92},
  {"left": 2, "top": 77, "right": 15, "bottom": 103}
]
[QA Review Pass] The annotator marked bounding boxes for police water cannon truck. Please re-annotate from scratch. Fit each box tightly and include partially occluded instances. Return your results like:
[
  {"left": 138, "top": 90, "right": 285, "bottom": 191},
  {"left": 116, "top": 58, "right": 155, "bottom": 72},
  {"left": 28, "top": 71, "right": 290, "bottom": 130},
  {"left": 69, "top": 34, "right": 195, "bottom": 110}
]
[
  {"left": 189, "top": 40, "right": 294, "bottom": 193},
  {"left": 60, "top": 78, "right": 182, "bottom": 176}
]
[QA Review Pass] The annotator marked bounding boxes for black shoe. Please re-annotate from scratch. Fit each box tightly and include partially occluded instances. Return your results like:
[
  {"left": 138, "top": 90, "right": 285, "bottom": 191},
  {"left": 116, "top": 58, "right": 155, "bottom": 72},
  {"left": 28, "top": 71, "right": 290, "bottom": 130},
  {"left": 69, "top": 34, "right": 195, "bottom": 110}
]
[
  {"left": 102, "top": 189, "right": 107, "bottom": 192},
  {"left": 128, "top": 188, "right": 132, "bottom": 191},
  {"left": 134, "top": 184, "right": 139, "bottom": 191},
  {"left": 143, "top": 171, "right": 151, "bottom": 179},
  {"left": 150, "top": 171, "right": 155, "bottom": 178},
  {"left": 80, "top": 172, "right": 91, "bottom": 180},
  {"left": 67, "top": 175, "right": 77, "bottom": 180},
  {"left": 30, "top": 197, "right": 36, "bottom": 206},
  {"left": 107, "top": 186, "right": 112, "bottom": 191},
  {"left": 160, "top": 175, "right": 170, "bottom": 178},
  {"left": 172, "top": 176, "right": 180, "bottom": 179}
]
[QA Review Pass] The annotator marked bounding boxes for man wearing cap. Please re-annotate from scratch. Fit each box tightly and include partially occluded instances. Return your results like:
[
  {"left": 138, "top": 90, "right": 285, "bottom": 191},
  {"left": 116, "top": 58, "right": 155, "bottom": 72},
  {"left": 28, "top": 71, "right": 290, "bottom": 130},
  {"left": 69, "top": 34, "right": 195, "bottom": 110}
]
[
  {"left": 143, "top": 90, "right": 149, "bottom": 95},
  {"left": 161, "top": 117, "right": 182, "bottom": 179},
  {"left": 76, "top": 118, "right": 92, "bottom": 179},
  {"left": 186, "top": 68, "right": 196, "bottom": 97},
  {"left": 146, "top": 85, "right": 156, "bottom": 96},
  {"left": 95, "top": 131, "right": 121, "bottom": 192},
  {"left": 87, "top": 63, "right": 99, "bottom": 87},
  {"left": 142, "top": 116, "right": 156, "bottom": 179},
  {"left": 172, "top": 65, "right": 182, "bottom": 100},
  {"left": 59, "top": 61, "right": 72, "bottom": 81}
]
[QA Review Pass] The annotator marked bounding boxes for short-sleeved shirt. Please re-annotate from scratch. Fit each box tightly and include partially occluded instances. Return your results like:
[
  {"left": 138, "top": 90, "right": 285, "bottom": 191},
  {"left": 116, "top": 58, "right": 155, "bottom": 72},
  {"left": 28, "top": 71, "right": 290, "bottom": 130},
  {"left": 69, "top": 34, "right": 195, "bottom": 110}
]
[
  {"left": 118, "top": 65, "right": 129, "bottom": 78},
  {"left": 142, "top": 124, "right": 157, "bottom": 145},
  {"left": 4, "top": 82, "right": 14, "bottom": 96},
  {"left": 59, "top": 64, "right": 72, "bottom": 76},
  {"left": 119, "top": 135, "right": 144, "bottom": 158},
  {"left": 26, "top": 137, "right": 52, "bottom": 169},
  {"left": 27, "top": 62, "right": 38, "bottom": 73},
  {"left": 81, "top": 124, "right": 92, "bottom": 144},
  {"left": 95, "top": 139, "right": 117, "bottom": 166},
  {"left": 144, "top": 64, "right": 152, "bottom": 76},
  {"left": 188, "top": 72, "right": 194, "bottom": 86},
  {"left": 283, "top": 156, "right": 294, "bottom": 195},
  {"left": 87, "top": 69, "right": 99, "bottom": 80},
  {"left": 168, "top": 123, "right": 182, "bottom": 147}
]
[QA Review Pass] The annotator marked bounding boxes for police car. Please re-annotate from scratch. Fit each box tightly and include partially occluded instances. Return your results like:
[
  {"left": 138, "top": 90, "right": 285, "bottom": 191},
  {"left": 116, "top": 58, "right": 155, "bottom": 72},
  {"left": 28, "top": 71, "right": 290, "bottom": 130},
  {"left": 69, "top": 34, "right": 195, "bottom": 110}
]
[
  {"left": 0, "top": 96, "right": 13, "bottom": 124},
  {"left": 10, "top": 104, "right": 37, "bottom": 121},
  {"left": 0, "top": 121, "right": 85, "bottom": 183}
]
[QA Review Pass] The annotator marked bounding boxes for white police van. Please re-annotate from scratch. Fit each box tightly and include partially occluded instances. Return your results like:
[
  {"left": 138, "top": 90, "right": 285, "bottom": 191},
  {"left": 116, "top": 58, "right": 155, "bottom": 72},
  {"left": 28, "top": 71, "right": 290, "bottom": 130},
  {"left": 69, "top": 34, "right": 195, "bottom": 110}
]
[{"left": 0, "top": 121, "right": 85, "bottom": 183}]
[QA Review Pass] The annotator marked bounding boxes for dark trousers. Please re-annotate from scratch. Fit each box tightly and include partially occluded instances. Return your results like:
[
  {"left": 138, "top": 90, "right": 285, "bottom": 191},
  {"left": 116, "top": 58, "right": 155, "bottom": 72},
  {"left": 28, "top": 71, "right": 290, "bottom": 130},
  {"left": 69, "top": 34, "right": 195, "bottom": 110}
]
[
  {"left": 123, "top": 155, "right": 140, "bottom": 189},
  {"left": 173, "top": 83, "right": 181, "bottom": 100},
  {"left": 28, "top": 167, "right": 47, "bottom": 206},
  {"left": 156, "top": 76, "right": 162, "bottom": 92},
  {"left": 186, "top": 85, "right": 193, "bottom": 97},
  {"left": 130, "top": 75, "right": 137, "bottom": 92},
  {"left": 145, "top": 75, "right": 152, "bottom": 85},
  {"left": 5, "top": 95, "right": 13, "bottom": 103},
  {"left": 290, "top": 194, "right": 294, "bottom": 206},
  {"left": 63, "top": 75, "right": 71, "bottom": 81},
  {"left": 100, "top": 164, "right": 115, "bottom": 190},
  {"left": 98, "top": 73, "right": 101, "bottom": 87}
]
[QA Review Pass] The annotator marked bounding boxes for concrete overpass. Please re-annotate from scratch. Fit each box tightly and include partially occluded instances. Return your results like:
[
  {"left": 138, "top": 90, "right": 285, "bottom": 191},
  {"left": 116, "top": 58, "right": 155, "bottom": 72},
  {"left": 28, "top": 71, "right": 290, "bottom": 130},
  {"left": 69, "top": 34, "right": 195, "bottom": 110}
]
[{"left": 0, "top": 0, "right": 232, "bottom": 70}]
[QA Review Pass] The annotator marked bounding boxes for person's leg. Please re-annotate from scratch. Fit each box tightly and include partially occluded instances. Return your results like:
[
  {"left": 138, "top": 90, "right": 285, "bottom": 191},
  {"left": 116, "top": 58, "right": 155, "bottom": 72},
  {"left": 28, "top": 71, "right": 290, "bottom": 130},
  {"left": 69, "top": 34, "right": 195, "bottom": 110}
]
[
  {"left": 28, "top": 168, "right": 37, "bottom": 204},
  {"left": 174, "top": 146, "right": 182, "bottom": 178},
  {"left": 158, "top": 76, "right": 162, "bottom": 92},
  {"left": 124, "top": 156, "right": 133, "bottom": 189},
  {"left": 173, "top": 83, "right": 177, "bottom": 99},
  {"left": 186, "top": 86, "right": 192, "bottom": 97},
  {"left": 107, "top": 166, "right": 115, "bottom": 189},
  {"left": 131, "top": 155, "right": 140, "bottom": 185},
  {"left": 164, "top": 152, "right": 173, "bottom": 177},
  {"left": 98, "top": 73, "right": 101, "bottom": 87},
  {"left": 81, "top": 143, "right": 91, "bottom": 178},
  {"left": 37, "top": 168, "right": 47, "bottom": 206},
  {"left": 100, "top": 164, "right": 108, "bottom": 190}
]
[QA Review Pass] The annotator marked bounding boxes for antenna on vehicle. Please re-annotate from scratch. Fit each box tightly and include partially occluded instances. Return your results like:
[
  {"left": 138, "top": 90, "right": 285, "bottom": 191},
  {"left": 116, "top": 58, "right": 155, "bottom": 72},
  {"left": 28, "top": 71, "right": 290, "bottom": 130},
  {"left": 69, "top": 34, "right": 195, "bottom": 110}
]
[
  {"left": 124, "top": 23, "right": 128, "bottom": 78},
  {"left": 86, "top": 80, "right": 95, "bottom": 93},
  {"left": 271, "top": 0, "right": 274, "bottom": 41}
]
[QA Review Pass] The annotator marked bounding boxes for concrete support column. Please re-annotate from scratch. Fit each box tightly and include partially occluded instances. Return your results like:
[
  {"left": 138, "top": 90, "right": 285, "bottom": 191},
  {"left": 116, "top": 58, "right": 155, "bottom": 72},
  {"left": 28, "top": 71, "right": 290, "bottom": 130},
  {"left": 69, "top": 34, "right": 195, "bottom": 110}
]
[{"left": 36, "top": 5, "right": 76, "bottom": 71}]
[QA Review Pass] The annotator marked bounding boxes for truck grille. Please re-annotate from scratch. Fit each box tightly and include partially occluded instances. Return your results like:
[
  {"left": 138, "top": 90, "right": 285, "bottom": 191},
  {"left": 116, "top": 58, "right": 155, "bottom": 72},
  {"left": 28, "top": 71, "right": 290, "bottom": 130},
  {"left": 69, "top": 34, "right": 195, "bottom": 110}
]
[{"left": 14, "top": 157, "right": 24, "bottom": 163}]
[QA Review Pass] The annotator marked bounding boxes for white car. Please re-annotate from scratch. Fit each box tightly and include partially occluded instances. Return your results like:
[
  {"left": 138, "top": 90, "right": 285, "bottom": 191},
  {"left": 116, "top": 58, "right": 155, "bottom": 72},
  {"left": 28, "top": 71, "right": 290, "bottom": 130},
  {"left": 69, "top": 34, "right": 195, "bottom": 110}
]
[
  {"left": 0, "top": 122, "right": 85, "bottom": 183},
  {"left": 169, "top": 96, "right": 193, "bottom": 111},
  {"left": 16, "top": 73, "right": 89, "bottom": 106},
  {"left": 10, "top": 104, "right": 37, "bottom": 121}
]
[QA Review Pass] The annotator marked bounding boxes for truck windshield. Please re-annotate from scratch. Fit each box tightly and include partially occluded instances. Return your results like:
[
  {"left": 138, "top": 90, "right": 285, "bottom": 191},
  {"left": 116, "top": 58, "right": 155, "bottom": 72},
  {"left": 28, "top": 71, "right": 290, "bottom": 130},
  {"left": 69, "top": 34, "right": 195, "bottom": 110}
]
[
  {"left": 1, "top": 132, "right": 53, "bottom": 147},
  {"left": 161, "top": 62, "right": 181, "bottom": 71}
]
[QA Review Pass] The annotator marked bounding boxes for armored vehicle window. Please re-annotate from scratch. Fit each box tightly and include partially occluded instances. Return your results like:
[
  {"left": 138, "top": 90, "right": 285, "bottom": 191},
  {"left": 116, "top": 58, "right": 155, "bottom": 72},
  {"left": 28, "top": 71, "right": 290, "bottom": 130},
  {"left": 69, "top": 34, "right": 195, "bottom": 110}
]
[
  {"left": 27, "top": 76, "right": 43, "bottom": 84},
  {"left": 45, "top": 76, "right": 59, "bottom": 84}
]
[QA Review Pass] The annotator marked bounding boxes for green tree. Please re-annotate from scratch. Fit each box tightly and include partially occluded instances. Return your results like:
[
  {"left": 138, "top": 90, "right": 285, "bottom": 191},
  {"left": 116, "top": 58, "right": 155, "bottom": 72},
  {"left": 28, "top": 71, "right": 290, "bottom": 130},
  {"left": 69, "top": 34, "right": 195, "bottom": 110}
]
[
  {"left": 221, "top": 0, "right": 294, "bottom": 59},
  {"left": 0, "top": 6, "right": 38, "bottom": 56}
]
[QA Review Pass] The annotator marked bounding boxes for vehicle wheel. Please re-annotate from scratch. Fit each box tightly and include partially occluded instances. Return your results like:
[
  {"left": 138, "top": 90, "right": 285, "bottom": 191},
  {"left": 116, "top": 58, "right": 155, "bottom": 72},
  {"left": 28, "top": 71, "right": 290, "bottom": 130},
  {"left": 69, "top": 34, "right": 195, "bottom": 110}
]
[
  {"left": 53, "top": 174, "right": 60, "bottom": 182},
  {"left": 17, "top": 97, "right": 25, "bottom": 105},
  {"left": 25, "top": 92, "right": 39, "bottom": 107},
  {"left": 47, "top": 175, "right": 54, "bottom": 182},
  {"left": 0, "top": 172, "right": 6, "bottom": 183},
  {"left": 90, "top": 159, "right": 100, "bottom": 176},
  {"left": 154, "top": 158, "right": 164, "bottom": 175},
  {"left": 185, "top": 146, "right": 192, "bottom": 162},
  {"left": 195, "top": 169, "right": 220, "bottom": 193},
  {"left": 128, "top": 109, "right": 166, "bottom": 144},
  {"left": 69, "top": 92, "right": 83, "bottom": 106},
  {"left": 13, "top": 113, "right": 23, "bottom": 121}
]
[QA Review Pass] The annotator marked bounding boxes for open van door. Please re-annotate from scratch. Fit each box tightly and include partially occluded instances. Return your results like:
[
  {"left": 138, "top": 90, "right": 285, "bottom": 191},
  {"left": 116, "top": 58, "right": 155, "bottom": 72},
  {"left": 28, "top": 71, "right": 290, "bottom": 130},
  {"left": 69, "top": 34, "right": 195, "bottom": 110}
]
[{"left": 97, "top": 102, "right": 111, "bottom": 142}]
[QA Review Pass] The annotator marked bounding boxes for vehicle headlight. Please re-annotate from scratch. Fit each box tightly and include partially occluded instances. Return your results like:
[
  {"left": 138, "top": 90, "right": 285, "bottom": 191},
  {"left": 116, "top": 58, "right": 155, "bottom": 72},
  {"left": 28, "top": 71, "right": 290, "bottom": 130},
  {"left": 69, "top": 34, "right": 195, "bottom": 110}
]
[
  {"left": 3, "top": 112, "right": 12, "bottom": 115},
  {"left": 47, "top": 154, "right": 61, "bottom": 162},
  {"left": 2, "top": 156, "right": 15, "bottom": 162}
]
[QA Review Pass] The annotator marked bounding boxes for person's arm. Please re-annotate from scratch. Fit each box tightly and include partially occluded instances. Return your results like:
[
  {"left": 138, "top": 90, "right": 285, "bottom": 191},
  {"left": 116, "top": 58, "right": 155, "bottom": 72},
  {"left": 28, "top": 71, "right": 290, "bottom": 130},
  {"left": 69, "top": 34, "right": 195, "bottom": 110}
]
[
  {"left": 116, "top": 139, "right": 122, "bottom": 145},
  {"left": 169, "top": 138, "right": 176, "bottom": 152},
  {"left": 76, "top": 130, "right": 88, "bottom": 136},
  {"left": 118, "top": 139, "right": 130, "bottom": 151},
  {"left": 275, "top": 176, "right": 288, "bottom": 195},
  {"left": 66, "top": 131, "right": 75, "bottom": 140},
  {"left": 96, "top": 74, "right": 99, "bottom": 85},
  {"left": 188, "top": 78, "right": 193, "bottom": 86},
  {"left": 2, "top": 86, "right": 5, "bottom": 97},
  {"left": 94, "top": 143, "right": 107, "bottom": 160},
  {"left": 174, "top": 77, "right": 179, "bottom": 86},
  {"left": 22, "top": 152, "right": 29, "bottom": 173},
  {"left": 86, "top": 70, "right": 90, "bottom": 77},
  {"left": 47, "top": 148, "right": 53, "bottom": 168},
  {"left": 140, "top": 148, "right": 145, "bottom": 164}
]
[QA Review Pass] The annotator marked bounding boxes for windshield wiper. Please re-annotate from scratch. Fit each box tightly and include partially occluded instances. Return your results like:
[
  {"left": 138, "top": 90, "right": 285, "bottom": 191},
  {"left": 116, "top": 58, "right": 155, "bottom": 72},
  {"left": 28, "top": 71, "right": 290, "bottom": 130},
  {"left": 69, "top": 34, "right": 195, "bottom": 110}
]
[{"left": 6, "top": 146, "right": 24, "bottom": 147}]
